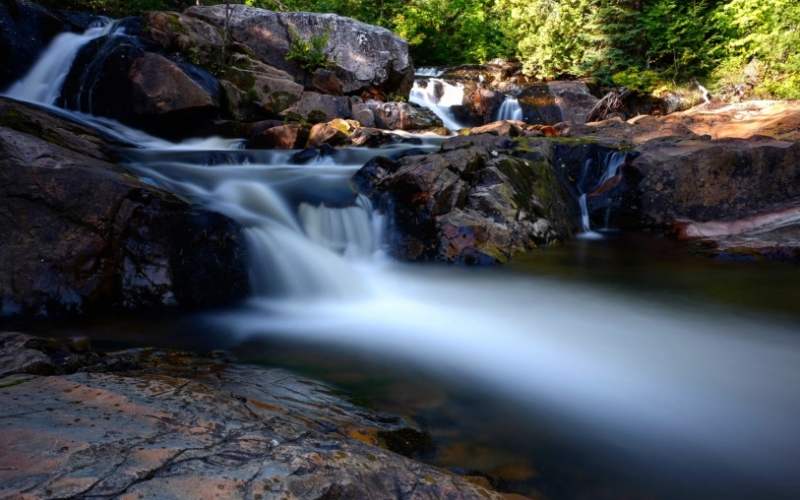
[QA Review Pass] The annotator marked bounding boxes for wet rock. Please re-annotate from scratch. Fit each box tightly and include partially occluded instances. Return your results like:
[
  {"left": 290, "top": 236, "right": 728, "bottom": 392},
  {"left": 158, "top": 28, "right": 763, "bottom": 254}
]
[
  {"left": 250, "top": 123, "right": 311, "bottom": 149},
  {"left": 372, "top": 101, "right": 443, "bottom": 131},
  {"left": 471, "top": 120, "right": 523, "bottom": 137},
  {"left": 308, "top": 122, "right": 348, "bottom": 148},
  {"left": 0, "top": 334, "right": 511, "bottom": 500},
  {"left": 0, "top": 97, "right": 249, "bottom": 318},
  {"left": 185, "top": 5, "right": 414, "bottom": 98},
  {"left": 344, "top": 127, "right": 399, "bottom": 148},
  {"left": 0, "top": 0, "right": 101, "bottom": 89},
  {"left": 352, "top": 136, "right": 578, "bottom": 263},
  {"left": 59, "top": 34, "right": 222, "bottom": 140},
  {"left": 674, "top": 200, "right": 800, "bottom": 264},
  {"left": 282, "top": 91, "right": 350, "bottom": 123}
]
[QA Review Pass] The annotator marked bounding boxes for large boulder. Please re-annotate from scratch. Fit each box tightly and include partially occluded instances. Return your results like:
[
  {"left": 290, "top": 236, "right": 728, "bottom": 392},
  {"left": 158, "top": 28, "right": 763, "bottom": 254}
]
[
  {"left": 371, "top": 101, "right": 443, "bottom": 131},
  {"left": 184, "top": 5, "right": 415, "bottom": 98},
  {"left": 0, "top": 98, "right": 249, "bottom": 318},
  {"left": 59, "top": 33, "right": 222, "bottom": 140},
  {"left": 518, "top": 82, "right": 599, "bottom": 125},
  {"left": 352, "top": 135, "right": 578, "bottom": 263},
  {"left": 0, "top": 0, "right": 99, "bottom": 89}
]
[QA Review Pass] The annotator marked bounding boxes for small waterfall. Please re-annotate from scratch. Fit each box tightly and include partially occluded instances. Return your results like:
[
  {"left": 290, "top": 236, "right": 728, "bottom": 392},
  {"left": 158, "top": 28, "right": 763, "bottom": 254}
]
[
  {"left": 6, "top": 23, "right": 113, "bottom": 105},
  {"left": 415, "top": 67, "right": 446, "bottom": 77},
  {"left": 409, "top": 78, "right": 467, "bottom": 131},
  {"left": 299, "top": 195, "right": 377, "bottom": 259},
  {"left": 577, "top": 152, "right": 627, "bottom": 238},
  {"left": 495, "top": 96, "right": 523, "bottom": 121}
]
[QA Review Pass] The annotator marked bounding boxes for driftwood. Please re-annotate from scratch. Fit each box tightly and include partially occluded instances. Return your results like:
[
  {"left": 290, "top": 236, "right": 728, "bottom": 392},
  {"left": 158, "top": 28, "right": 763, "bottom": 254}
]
[{"left": 585, "top": 87, "right": 632, "bottom": 122}]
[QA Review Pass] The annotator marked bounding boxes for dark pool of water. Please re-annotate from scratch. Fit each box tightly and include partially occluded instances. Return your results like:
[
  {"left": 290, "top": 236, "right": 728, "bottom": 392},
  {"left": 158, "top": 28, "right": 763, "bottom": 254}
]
[{"left": 8, "top": 232, "right": 800, "bottom": 500}]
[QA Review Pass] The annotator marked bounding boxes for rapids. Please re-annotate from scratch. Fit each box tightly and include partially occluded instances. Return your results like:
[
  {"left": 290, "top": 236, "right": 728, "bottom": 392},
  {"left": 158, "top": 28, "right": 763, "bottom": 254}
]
[{"left": 3, "top": 24, "right": 800, "bottom": 500}]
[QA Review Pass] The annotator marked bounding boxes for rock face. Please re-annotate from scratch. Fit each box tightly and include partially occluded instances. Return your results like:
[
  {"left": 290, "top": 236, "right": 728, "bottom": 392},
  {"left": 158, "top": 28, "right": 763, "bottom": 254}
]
[
  {"left": 59, "top": 31, "right": 222, "bottom": 140},
  {"left": 518, "top": 82, "right": 598, "bottom": 125},
  {"left": 353, "top": 134, "right": 578, "bottom": 263},
  {"left": 372, "top": 101, "right": 443, "bottom": 131},
  {"left": 0, "top": 332, "right": 512, "bottom": 500},
  {"left": 0, "top": 0, "right": 99, "bottom": 89},
  {"left": 0, "top": 98, "right": 249, "bottom": 318},
  {"left": 185, "top": 5, "right": 414, "bottom": 99}
]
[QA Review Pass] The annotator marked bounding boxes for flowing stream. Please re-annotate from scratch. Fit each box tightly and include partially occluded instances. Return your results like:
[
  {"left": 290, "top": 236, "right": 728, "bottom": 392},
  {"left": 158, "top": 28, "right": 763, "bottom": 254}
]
[{"left": 5, "top": 26, "right": 800, "bottom": 500}]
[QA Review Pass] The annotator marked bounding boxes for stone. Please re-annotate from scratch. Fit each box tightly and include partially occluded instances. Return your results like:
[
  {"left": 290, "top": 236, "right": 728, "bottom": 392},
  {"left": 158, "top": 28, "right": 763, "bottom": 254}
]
[
  {"left": 372, "top": 101, "right": 443, "bottom": 131},
  {"left": 0, "top": 334, "right": 511, "bottom": 500},
  {"left": 471, "top": 121, "right": 523, "bottom": 137},
  {"left": 308, "top": 123, "right": 348, "bottom": 148},
  {"left": 0, "top": 332, "right": 55, "bottom": 377},
  {"left": 345, "top": 128, "right": 399, "bottom": 148},
  {"left": 185, "top": 6, "right": 415, "bottom": 98},
  {"left": 282, "top": 91, "right": 350, "bottom": 123},
  {"left": 352, "top": 137, "right": 578, "bottom": 263},
  {"left": 250, "top": 124, "right": 311, "bottom": 149},
  {"left": 0, "top": 98, "right": 249, "bottom": 318},
  {"left": 59, "top": 35, "right": 222, "bottom": 140}
]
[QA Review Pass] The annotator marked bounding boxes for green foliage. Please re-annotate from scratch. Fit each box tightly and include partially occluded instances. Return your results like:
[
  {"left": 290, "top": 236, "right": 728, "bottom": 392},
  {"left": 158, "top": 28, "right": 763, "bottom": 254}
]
[
  {"left": 612, "top": 68, "right": 662, "bottom": 93},
  {"left": 285, "top": 25, "right": 336, "bottom": 73}
]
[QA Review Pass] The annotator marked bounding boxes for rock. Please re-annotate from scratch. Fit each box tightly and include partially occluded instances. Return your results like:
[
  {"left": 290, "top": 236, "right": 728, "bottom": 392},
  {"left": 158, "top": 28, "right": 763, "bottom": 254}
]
[
  {"left": 59, "top": 34, "right": 222, "bottom": 140},
  {"left": 0, "top": 0, "right": 100, "bottom": 89},
  {"left": 372, "top": 101, "right": 443, "bottom": 131},
  {"left": 185, "top": 5, "right": 415, "bottom": 98},
  {"left": 0, "top": 332, "right": 56, "bottom": 377},
  {"left": 453, "top": 86, "right": 504, "bottom": 126},
  {"left": 0, "top": 334, "right": 511, "bottom": 500},
  {"left": 344, "top": 127, "right": 399, "bottom": 148},
  {"left": 312, "top": 68, "right": 344, "bottom": 95},
  {"left": 471, "top": 121, "right": 523, "bottom": 137},
  {"left": 626, "top": 138, "right": 800, "bottom": 228},
  {"left": 308, "top": 123, "right": 348, "bottom": 148},
  {"left": 0, "top": 97, "right": 249, "bottom": 318},
  {"left": 674, "top": 201, "right": 800, "bottom": 263},
  {"left": 516, "top": 82, "right": 598, "bottom": 125},
  {"left": 352, "top": 136, "right": 578, "bottom": 263},
  {"left": 220, "top": 54, "right": 305, "bottom": 120},
  {"left": 350, "top": 96, "right": 377, "bottom": 127},
  {"left": 249, "top": 123, "right": 311, "bottom": 149},
  {"left": 282, "top": 91, "right": 350, "bottom": 123}
]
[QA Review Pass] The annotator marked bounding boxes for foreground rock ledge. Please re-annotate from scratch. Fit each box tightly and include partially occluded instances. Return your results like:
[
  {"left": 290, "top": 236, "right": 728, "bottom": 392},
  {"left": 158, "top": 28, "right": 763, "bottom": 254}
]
[{"left": 0, "top": 332, "right": 514, "bottom": 500}]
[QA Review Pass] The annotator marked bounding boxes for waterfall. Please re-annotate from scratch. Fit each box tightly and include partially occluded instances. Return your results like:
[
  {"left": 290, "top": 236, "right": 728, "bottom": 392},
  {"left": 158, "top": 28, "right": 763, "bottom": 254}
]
[
  {"left": 495, "top": 96, "right": 523, "bottom": 121},
  {"left": 409, "top": 78, "right": 467, "bottom": 131},
  {"left": 415, "top": 67, "right": 446, "bottom": 77},
  {"left": 5, "top": 23, "right": 113, "bottom": 105},
  {"left": 576, "top": 151, "right": 627, "bottom": 238}
]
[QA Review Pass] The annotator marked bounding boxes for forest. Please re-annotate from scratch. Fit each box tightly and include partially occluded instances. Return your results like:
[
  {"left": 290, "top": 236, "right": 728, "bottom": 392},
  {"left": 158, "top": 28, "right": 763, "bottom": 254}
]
[{"left": 38, "top": 0, "right": 800, "bottom": 99}]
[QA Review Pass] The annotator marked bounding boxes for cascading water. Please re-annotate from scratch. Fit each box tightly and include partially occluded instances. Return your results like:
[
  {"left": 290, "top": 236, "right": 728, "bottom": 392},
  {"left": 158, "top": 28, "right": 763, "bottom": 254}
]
[
  {"left": 409, "top": 77, "right": 467, "bottom": 130},
  {"left": 6, "top": 23, "right": 800, "bottom": 500},
  {"left": 576, "top": 151, "right": 627, "bottom": 238},
  {"left": 495, "top": 96, "right": 523, "bottom": 121}
]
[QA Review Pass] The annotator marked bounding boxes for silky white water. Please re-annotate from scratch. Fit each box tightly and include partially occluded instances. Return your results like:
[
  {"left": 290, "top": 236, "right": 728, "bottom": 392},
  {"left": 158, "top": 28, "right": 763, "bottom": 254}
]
[
  {"left": 409, "top": 77, "right": 468, "bottom": 130},
  {"left": 7, "top": 23, "right": 800, "bottom": 500},
  {"left": 495, "top": 96, "right": 523, "bottom": 121}
]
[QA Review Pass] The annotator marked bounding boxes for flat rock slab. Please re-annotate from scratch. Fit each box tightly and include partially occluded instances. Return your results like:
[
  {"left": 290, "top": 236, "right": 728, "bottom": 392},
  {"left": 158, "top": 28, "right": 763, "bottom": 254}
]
[{"left": 0, "top": 334, "right": 509, "bottom": 500}]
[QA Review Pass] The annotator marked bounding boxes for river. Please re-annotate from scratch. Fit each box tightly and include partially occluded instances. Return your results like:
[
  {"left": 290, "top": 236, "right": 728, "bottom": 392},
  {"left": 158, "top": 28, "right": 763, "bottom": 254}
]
[{"left": 4, "top": 24, "right": 800, "bottom": 500}]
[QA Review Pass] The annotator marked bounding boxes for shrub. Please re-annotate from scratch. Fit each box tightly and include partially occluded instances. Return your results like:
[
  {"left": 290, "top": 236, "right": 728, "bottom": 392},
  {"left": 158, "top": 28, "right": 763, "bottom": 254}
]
[{"left": 285, "top": 25, "right": 336, "bottom": 73}]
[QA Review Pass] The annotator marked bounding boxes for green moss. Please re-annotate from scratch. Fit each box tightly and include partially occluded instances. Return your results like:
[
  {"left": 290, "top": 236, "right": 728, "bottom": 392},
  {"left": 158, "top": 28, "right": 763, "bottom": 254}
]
[
  {"left": 246, "top": 88, "right": 260, "bottom": 102},
  {"left": 265, "top": 91, "right": 299, "bottom": 114},
  {"left": 0, "top": 106, "right": 71, "bottom": 149},
  {"left": 307, "top": 109, "right": 328, "bottom": 123},
  {"left": 0, "top": 379, "right": 28, "bottom": 389}
]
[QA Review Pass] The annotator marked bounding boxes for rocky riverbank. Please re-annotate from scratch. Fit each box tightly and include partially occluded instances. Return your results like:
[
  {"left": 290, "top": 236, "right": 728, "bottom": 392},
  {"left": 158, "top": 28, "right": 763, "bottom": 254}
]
[{"left": 0, "top": 331, "right": 526, "bottom": 500}]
